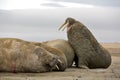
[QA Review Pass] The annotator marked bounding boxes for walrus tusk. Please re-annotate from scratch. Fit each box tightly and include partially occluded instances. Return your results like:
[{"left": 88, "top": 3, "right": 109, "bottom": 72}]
[
  {"left": 58, "top": 23, "right": 66, "bottom": 31},
  {"left": 62, "top": 23, "right": 69, "bottom": 31},
  {"left": 55, "top": 65, "right": 59, "bottom": 70},
  {"left": 58, "top": 21, "right": 68, "bottom": 31},
  {"left": 58, "top": 59, "right": 62, "bottom": 64}
]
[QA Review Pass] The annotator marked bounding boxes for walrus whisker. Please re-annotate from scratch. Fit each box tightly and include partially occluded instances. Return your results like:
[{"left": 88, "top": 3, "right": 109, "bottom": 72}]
[{"left": 55, "top": 65, "right": 59, "bottom": 70}]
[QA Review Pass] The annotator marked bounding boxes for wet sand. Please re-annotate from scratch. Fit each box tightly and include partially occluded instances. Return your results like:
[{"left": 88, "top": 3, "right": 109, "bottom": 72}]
[{"left": 0, "top": 43, "right": 120, "bottom": 80}]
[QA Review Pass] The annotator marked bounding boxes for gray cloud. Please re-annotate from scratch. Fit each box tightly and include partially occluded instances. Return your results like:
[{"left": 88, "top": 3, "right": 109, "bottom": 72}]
[
  {"left": 0, "top": 6, "right": 120, "bottom": 42},
  {"left": 41, "top": 2, "right": 65, "bottom": 7},
  {"left": 53, "top": 0, "right": 120, "bottom": 7},
  {"left": 0, "top": 7, "right": 119, "bottom": 30}
]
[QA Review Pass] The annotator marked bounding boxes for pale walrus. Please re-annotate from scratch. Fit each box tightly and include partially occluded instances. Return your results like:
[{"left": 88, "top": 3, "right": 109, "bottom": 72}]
[
  {"left": 43, "top": 39, "right": 75, "bottom": 67},
  {"left": 0, "top": 38, "right": 61, "bottom": 72},
  {"left": 59, "top": 17, "right": 111, "bottom": 69}
]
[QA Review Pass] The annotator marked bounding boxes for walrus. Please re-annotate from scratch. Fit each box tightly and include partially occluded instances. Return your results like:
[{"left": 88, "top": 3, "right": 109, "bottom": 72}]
[
  {"left": 31, "top": 41, "right": 67, "bottom": 71},
  {"left": 43, "top": 39, "right": 75, "bottom": 67},
  {"left": 0, "top": 38, "right": 61, "bottom": 72},
  {"left": 59, "top": 17, "right": 111, "bottom": 69}
]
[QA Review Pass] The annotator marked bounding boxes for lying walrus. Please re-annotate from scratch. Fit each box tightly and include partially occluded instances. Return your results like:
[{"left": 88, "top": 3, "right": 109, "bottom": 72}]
[
  {"left": 43, "top": 39, "right": 75, "bottom": 67},
  {"left": 59, "top": 17, "right": 111, "bottom": 69},
  {"left": 0, "top": 38, "right": 61, "bottom": 72}
]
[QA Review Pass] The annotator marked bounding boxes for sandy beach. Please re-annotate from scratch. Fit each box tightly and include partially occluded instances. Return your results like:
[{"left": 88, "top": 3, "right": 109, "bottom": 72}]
[{"left": 0, "top": 43, "right": 120, "bottom": 80}]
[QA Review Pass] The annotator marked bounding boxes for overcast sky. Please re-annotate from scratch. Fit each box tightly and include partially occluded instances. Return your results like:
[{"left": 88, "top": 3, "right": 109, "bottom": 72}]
[{"left": 0, "top": 0, "right": 120, "bottom": 42}]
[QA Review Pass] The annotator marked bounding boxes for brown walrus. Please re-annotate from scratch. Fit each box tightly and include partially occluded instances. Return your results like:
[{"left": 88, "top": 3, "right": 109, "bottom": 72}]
[
  {"left": 59, "top": 17, "right": 111, "bottom": 69},
  {"left": 0, "top": 38, "right": 61, "bottom": 72},
  {"left": 43, "top": 39, "right": 75, "bottom": 67}
]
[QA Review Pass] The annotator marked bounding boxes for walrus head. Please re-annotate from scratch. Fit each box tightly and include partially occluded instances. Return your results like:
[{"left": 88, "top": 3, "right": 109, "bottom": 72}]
[
  {"left": 34, "top": 46, "right": 62, "bottom": 72},
  {"left": 58, "top": 17, "right": 76, "bottom": 31}
]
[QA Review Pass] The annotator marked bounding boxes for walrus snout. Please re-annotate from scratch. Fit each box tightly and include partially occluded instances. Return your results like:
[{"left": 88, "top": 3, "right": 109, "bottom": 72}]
[
  {"left": 58, "top": 17, "right": 76, "bottom": 31},
  {"left": 49, "top": 57, "right": 58, "bottom": 66},
  {"left": 49, "top": 57, "right": 62, "bottom": 70}
]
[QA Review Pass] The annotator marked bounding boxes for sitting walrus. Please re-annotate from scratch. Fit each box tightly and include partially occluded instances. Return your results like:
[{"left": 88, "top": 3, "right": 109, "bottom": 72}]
[
  {"left": 0, "top": 38, "right": 61, "bottom": 72},
  {"left": 59, "top": 17, "right": 111, "bottom": 69}
]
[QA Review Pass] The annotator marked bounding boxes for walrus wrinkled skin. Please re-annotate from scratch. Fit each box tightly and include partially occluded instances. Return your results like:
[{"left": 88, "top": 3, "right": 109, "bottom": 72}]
[
  {"left": 59, "top": 17, "right": 111, "bottom": 69},
  {"left": 31, "top": 42, "right": 67, "bottom": 71},
  {"left": 0, "top": 38, "right": 60, "bottom": 72},
  {"left": 43, "top": 39, "right": 75, "bottom": 67}
]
